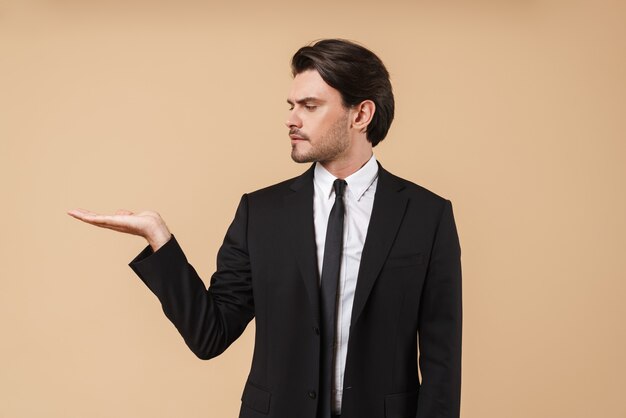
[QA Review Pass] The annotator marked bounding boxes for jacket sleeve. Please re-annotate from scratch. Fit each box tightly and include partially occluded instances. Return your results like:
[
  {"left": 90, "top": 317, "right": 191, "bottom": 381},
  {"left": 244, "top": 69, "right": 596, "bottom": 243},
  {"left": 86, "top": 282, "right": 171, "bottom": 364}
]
[
  {"left": 128, "top": 193, "right": 255, "bottom": 360},
  {"left": 416, "top": 199, "right": 463, "bottom": 418}
]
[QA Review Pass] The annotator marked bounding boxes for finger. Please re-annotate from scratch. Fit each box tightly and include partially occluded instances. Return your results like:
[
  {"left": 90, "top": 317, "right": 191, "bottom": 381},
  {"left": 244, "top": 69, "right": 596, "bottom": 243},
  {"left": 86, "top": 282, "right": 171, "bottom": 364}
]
[
  {"left": 68, "top": 211, "right": 130, "bottom": 229},
  {"left": 74, "top": 208, "right": 100, "bottom": 215},
  {"left": 67, "top": 208, "right": 100, "bottom": 219},
  {"left": 68, "top": 209, "right": 124, "bottom": 224},
  {"left": 84, "top": 213, "right": 128, "bottom": 227},
  {"left": 115, "top": 209, "right": 134, "bottom": 216}
]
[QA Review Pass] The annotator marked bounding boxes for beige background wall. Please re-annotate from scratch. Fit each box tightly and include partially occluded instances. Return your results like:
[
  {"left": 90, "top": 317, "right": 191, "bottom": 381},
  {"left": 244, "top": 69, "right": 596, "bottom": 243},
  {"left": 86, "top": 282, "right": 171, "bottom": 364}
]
[{"left": 1, "top": 1, "right": 624, "bottom": 417}]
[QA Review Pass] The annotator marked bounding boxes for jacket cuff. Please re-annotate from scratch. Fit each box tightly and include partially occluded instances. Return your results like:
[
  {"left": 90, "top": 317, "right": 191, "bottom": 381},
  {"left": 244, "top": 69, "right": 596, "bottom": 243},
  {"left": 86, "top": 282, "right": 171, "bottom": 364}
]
[{"left": 128, "top": 234, "right": 186, "bottom": 291}]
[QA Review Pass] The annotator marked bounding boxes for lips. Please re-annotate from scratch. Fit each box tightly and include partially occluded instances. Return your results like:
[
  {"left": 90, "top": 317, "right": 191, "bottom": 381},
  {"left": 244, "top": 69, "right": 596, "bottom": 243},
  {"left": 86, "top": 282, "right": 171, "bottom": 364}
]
[{"left": 289, "top": 129, "right": 308, "bottom": 141}]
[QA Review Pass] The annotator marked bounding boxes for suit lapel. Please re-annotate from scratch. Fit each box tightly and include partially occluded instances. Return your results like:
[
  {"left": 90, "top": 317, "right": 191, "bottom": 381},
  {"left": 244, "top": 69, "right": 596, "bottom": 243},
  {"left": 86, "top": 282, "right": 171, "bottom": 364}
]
[
  {"left": 350, "top": 161, "right": 408, "bottom": 328},
  {"left": 283, "top": 163, "right": 321, "bottom": 326},
  {"left": 282, "top": 161, "right": 408, "bottom": 329}
]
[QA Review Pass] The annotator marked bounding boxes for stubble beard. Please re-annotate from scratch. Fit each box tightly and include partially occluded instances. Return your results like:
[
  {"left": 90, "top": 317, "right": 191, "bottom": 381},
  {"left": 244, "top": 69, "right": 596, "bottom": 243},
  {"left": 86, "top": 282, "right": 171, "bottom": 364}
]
[{"left": 290, "top": 112, "right": 350, "bottom": 164}]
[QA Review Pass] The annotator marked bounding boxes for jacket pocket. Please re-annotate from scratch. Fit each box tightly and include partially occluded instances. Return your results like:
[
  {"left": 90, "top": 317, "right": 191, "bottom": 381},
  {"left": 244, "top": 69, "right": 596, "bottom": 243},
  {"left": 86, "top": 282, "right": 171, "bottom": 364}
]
[
  {"left": 241, "top": 380, "right": 271, "bottom": 414},
  {"left": 384, "top": 252, "right": 424, "bottom": 269},
  {"left": 384, "top": 390, "right": 418, "bottom": 418}
]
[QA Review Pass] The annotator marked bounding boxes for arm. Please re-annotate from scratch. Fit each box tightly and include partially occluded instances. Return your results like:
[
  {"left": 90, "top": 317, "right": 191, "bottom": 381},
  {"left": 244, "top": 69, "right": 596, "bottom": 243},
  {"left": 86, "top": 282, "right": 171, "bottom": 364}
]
[
  {"left": 416, "top": 199, "right": 463, "bottom": 418},
  {"left": 128, "top": 194, "right": 255, "bottom": 360}
]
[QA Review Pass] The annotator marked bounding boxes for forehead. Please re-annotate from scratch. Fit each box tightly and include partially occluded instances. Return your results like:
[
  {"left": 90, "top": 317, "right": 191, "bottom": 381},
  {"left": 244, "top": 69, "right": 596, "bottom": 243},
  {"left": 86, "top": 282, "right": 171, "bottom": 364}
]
[{"left": 287, "top": 69, "right": 342, "bottom": 103}]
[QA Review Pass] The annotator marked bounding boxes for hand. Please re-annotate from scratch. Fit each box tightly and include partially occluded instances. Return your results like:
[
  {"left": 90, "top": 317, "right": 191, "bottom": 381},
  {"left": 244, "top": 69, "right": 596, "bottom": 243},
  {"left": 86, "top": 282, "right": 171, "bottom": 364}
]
[{"left": 67, "top": 208, "right": 172, "bottom": 252}]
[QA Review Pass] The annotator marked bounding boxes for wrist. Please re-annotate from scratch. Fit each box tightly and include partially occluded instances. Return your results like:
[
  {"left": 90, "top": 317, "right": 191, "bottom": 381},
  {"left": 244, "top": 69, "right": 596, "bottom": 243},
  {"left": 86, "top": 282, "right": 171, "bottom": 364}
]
[{"left": 147, "top": 227, "right": 172, "bottom": 252}]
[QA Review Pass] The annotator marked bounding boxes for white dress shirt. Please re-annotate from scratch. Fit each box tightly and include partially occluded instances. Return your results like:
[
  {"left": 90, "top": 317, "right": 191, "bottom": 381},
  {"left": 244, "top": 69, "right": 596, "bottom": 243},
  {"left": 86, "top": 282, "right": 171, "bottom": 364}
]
[{"left": 313, "top": 153, "right": 379, "bottom": 414}]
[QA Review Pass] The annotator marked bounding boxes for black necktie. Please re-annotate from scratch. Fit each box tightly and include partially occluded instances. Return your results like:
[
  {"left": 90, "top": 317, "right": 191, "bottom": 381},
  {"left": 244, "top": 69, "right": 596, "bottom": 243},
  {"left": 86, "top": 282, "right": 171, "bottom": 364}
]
[{"left": 319, "top": 178, "right": 347, "bottom": 418}]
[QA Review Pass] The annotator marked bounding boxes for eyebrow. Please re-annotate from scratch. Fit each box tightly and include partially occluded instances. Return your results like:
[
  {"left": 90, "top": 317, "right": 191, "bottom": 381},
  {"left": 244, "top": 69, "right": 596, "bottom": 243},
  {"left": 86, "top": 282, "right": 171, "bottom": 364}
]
[{"left": 286, "top": 97, "right": 324, "bottom": 106}]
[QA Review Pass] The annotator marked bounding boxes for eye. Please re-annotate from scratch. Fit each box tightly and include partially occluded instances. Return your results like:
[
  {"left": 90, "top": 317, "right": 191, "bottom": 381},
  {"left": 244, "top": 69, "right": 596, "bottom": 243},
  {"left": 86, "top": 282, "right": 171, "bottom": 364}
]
[{"left": 305, "top": 105, "right": 317, "bottom": 111}]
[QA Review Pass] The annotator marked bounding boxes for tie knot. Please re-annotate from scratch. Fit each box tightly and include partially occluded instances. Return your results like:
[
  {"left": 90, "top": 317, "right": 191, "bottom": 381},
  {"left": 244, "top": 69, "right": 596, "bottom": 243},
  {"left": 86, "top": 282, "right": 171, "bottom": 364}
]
[{"left": 333, "top": 179, "right": 347, "bottom": 198}]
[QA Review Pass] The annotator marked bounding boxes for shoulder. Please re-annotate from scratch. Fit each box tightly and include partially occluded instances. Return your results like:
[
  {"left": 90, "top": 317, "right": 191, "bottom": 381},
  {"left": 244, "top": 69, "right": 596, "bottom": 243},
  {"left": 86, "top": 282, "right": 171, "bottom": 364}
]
[
  {"left": 246, "top": 174, "right": 300, "bottom": 199},
  {"left": 380, "top": 166, "right": 457, "bottom": 229},
  {"left": 243, "top": 163, "right": 315, "bottom": 201},
  {"left": 379, "top": 163, "right": 451, "bottom": 205}
]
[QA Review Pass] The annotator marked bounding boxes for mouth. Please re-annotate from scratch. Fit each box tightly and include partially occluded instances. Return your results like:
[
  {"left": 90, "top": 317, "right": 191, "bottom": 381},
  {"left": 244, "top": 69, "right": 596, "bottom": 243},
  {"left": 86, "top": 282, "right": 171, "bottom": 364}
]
[
  {"left": 289, "top": 128, "right": 308, "bottom": 141},
  {"left": 289, "top": 133, "right": 307, "bottom": 143}
]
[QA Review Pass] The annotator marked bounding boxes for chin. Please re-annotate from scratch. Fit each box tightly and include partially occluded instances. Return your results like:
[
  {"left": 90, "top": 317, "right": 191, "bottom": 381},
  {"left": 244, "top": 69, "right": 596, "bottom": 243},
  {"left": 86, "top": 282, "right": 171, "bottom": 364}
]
[
  {"left": 290, "top": 145, "right": 311, "bottom": 163},
  {"left": 290, "top": 149, "right": 315, "bottom": 163}
]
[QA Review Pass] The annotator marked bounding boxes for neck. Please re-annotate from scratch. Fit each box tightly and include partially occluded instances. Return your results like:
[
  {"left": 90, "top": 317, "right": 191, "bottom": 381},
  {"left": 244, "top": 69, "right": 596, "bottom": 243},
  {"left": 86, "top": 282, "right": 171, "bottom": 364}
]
[{"left": 319, "top": 148, "right": 373, "bottom": 179}]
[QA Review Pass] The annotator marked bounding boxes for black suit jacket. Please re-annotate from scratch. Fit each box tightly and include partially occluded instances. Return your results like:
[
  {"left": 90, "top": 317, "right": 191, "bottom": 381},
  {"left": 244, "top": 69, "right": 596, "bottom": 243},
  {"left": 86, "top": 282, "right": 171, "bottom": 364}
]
[{"left": 129, "top": 161, "right": 462, "bottom": 418}]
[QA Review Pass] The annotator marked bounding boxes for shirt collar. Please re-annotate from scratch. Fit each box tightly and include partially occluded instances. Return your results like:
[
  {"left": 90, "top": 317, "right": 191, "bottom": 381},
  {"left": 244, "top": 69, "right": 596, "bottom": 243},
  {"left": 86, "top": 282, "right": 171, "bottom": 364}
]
[{"left": 313, "top": 153, "right": 378, "bottom": 202}]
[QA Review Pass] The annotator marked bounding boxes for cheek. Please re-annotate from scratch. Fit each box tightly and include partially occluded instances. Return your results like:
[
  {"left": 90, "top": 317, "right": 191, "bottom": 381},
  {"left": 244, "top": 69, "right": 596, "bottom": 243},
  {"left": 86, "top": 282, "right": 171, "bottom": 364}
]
[
  {"left": 306, "top": 116, "right": 332, "bottom": 140},
  {"left": 301, "top": 119, "right": 318, "bottom": 140}
]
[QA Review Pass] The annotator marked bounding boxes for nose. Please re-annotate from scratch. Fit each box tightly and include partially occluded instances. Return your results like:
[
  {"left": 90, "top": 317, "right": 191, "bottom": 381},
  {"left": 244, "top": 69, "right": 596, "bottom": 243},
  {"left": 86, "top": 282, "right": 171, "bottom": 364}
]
[{"left": 285, "top": 109, "right": 302, "bottom": 129}]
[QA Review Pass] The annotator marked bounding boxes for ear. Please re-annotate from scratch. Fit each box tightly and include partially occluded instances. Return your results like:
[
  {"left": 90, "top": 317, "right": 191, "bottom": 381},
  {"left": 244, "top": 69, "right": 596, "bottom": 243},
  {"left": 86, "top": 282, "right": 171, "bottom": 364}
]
[{"left": 350, "top": 100, "right": 376, "bottom": 134}]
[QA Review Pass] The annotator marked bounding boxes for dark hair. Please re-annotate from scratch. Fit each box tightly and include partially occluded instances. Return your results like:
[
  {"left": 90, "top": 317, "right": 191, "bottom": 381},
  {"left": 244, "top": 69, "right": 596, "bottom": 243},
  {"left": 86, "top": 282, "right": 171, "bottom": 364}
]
[{"left": 291, "top": 39, "right": 394, "bottom": 147}]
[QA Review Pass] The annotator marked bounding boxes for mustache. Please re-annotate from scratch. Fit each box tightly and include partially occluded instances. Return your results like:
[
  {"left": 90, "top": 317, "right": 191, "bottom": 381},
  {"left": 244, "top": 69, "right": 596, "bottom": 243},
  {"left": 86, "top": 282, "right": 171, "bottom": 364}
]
[{"left": 289, "top": 128, "right": 309, "bottom": 140}]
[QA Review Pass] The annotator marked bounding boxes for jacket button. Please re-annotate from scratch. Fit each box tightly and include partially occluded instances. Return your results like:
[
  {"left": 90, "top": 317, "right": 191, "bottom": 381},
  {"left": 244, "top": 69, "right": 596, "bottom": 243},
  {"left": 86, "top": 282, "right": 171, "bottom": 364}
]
[
  {"left": 308, "top": 390, "right": 317, "bottom": 399},
  {"left": 313, "top": 327, "right": 320, "bottom": 335}
]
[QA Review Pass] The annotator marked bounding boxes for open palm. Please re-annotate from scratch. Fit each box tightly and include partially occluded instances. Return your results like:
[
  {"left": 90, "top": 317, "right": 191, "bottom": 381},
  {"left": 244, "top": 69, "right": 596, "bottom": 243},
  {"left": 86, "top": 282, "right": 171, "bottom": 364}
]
[{"left": 67, "top": 208, "right": 172, "bottom": 251}]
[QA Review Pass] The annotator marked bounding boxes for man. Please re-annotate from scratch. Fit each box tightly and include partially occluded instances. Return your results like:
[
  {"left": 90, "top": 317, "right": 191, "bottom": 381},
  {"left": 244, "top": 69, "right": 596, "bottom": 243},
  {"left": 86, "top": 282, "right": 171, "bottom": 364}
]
[{"left": 68, "top": 39, "right": 462, "bottom": 418}]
